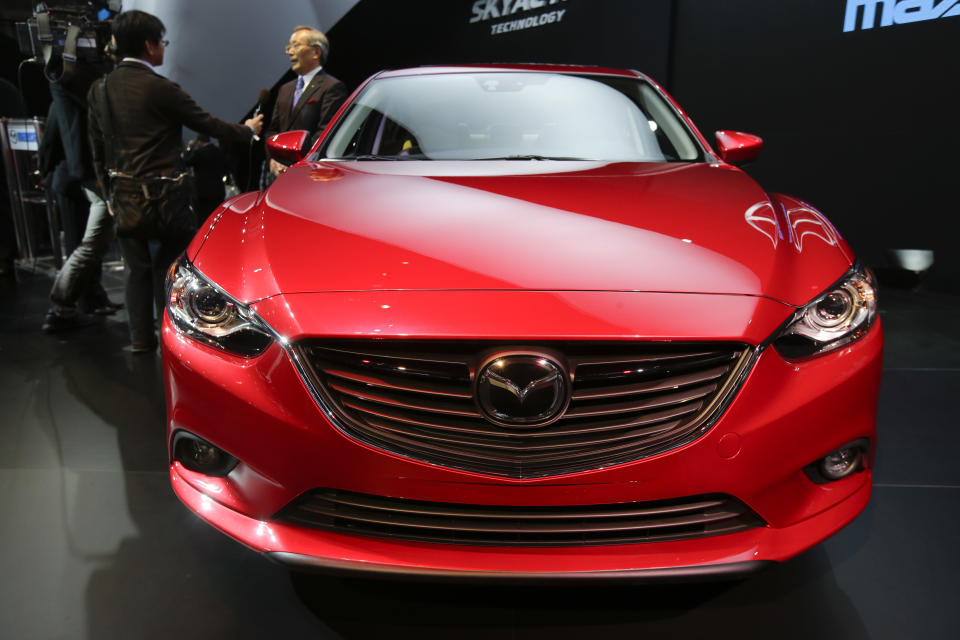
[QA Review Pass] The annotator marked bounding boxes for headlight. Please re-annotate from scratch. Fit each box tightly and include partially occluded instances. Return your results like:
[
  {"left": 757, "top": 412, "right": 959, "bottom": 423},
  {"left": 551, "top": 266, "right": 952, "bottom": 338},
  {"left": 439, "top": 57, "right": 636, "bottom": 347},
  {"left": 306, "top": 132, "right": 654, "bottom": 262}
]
[
  {"left": 773, "top": 265, "right": 878, "bottom": 359},
  {"left": 165, "top": 257, "right": 274, "bottom": 357}
]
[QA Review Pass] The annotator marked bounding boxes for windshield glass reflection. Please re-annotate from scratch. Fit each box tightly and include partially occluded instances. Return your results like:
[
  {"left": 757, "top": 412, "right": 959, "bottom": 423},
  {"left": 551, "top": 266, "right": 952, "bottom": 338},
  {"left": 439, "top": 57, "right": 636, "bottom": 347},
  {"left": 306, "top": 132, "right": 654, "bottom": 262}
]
[{"left": 321, "top": 73, "right": 702, "bottom": 162}]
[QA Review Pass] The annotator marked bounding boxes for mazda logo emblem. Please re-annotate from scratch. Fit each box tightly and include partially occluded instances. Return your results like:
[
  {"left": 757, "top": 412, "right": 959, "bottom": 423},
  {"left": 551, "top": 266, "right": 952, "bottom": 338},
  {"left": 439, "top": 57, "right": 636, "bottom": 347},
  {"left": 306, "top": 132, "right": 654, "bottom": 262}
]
[{"left": 476, "top": 354, "right": 570, "bottom": 427}]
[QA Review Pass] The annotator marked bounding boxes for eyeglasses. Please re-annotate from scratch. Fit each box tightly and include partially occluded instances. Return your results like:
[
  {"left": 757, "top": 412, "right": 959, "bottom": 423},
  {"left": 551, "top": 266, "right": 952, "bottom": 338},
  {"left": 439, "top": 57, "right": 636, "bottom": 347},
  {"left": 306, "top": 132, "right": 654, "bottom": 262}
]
[
  {"left": 160, "top": 39, "right": 170, "bottom": 47},
  {"left": 284, "top": 42, "right": 319, "bottom": 54}
]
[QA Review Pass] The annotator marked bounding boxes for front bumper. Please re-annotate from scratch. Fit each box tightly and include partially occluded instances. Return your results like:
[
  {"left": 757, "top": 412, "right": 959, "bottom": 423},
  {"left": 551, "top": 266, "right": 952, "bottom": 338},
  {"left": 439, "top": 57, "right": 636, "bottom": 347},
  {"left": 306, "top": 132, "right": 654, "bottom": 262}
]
[
  {"left": 170, "top": 458, "right": 868, "bottom": 580},
  {"left": 162, "top": 298, "right": 882, "bottom": 579}
]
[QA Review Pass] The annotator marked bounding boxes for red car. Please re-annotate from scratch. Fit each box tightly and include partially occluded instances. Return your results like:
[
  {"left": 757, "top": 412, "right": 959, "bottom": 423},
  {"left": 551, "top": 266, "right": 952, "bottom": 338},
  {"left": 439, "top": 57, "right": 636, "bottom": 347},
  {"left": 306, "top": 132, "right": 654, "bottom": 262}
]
[{"left": 163, "top": 64, "right": 882, "bottom": 580}]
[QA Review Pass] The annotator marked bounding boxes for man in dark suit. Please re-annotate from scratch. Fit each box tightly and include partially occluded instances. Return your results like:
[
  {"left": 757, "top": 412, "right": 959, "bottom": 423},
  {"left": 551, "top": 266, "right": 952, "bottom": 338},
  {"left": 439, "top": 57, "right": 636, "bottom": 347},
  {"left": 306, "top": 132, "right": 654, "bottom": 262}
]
[
  {"left": 87, "top": 10, "right": 264, "bottom": 353},
  {"left": 265, "top": 26, "right": 347, "bottom": 178}
]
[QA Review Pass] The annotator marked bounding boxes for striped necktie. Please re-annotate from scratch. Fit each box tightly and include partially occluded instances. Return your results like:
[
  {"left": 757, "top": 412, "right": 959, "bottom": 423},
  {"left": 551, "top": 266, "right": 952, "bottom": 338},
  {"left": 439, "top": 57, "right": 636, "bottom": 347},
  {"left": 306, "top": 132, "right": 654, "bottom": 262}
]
[{"left": 292, "top": 76, "right": 305, "bottom": 113}]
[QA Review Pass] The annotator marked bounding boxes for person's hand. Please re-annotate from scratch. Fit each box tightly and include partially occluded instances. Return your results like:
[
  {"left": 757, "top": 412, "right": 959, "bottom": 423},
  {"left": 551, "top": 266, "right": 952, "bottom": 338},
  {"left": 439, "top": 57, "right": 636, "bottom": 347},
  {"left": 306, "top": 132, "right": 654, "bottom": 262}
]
[
  {"left": 245, "top": 113, "right": 264, "bottom": 135},
  {"left": 269, "top": 158, "right": 287, "bottom": 176}
]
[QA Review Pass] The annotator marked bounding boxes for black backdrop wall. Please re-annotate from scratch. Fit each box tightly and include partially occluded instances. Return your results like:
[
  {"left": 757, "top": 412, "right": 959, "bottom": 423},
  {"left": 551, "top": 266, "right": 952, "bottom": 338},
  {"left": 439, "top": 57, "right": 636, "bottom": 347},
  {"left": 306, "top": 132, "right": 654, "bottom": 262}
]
[
  {"left": 327, "top": 0, "right": 673, "bottom": 88},
  {"left": 326, "top": 0, "right": 958, "bottom": 290},
  {"left": 670, "top": 0, "right": 959, "bottom": 291}
]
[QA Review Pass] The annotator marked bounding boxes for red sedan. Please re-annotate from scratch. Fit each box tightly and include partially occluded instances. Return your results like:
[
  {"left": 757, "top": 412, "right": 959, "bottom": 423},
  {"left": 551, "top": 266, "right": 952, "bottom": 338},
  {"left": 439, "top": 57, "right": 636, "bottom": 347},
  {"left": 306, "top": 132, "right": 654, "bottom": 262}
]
[{"left": 162, "top": 65, "right": 882, "bottom": 580}]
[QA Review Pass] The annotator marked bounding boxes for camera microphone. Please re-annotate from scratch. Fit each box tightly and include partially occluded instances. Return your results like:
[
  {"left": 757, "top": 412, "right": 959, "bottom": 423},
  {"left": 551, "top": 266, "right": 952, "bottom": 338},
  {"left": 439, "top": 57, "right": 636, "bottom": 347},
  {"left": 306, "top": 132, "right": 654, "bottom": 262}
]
[{"left": 253, "top": 89, "right": 269, "bottom": 117}]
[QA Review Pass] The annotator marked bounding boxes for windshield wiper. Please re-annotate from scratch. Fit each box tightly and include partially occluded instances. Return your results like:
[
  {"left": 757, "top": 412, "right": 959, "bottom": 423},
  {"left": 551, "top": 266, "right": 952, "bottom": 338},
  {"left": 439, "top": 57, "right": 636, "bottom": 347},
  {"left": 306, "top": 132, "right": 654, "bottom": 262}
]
[
  {"left": 344, "top": 154, "right": 400, "bottom": 161},
  {"left": 476, "top": 155, "right": 591, "bottom": 161},
  {"left": 341, "top": 153, "right": 432, "bottom": 161}
]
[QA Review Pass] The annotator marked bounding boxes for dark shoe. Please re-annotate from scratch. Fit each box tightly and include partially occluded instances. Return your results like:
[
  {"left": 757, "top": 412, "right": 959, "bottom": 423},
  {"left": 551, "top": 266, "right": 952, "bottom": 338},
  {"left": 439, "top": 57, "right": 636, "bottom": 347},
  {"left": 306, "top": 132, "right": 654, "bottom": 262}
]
[
  {"left": 130, "top": 339, "right": 158, "bottom": 354},
  {"left": 91, "top": 301, "right": 124, "bottom": 315},
  {"left": 41, "top": 310, "right": 96, "bottom": 333}
]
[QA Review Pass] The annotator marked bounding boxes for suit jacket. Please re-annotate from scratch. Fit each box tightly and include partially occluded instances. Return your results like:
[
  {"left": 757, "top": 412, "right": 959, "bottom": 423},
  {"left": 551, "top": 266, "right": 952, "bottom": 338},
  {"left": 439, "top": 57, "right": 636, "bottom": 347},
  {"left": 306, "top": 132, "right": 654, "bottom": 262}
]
[
  {"left": 266, "top": 70, "right": 347, "bottom": 148},
  {"left": 182, "top": 142, "right": 227, "bottom": 201},
  {"left": 87, "top": 61, "right": 253, "bottom": 191},
  {"left": 39, "top": 80, "right": 96, "bottom": 193}
]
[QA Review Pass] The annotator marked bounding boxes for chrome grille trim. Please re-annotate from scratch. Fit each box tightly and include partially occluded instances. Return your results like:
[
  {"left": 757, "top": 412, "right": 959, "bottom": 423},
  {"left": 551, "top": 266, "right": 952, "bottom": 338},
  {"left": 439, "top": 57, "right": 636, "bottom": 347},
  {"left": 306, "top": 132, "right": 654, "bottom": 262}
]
[
  {"left": 324, "top": 368, "right": 472, "bottom": 398},
  {"left": 276, "top": 489, "right": 766, "bottom": 546},
  {"left": 294, "top": 340, "right": 754, "bottom": 478},
  {"left": 562, "top": 383, "right": 718, "bottom": 418},
  {"left": 571, "top": 364, "right": 730, "bottom": 399},
  {"left": 328, "top": 382, "right": 482, "bottom": 417}
]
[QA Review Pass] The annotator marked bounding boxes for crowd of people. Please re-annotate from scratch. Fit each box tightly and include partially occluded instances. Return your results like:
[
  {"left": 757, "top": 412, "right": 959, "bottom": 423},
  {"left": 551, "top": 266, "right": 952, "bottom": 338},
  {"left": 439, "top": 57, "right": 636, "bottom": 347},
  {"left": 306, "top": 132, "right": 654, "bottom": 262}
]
[{"left": 12, "top": 10, "right": 347, "bottom": 353}]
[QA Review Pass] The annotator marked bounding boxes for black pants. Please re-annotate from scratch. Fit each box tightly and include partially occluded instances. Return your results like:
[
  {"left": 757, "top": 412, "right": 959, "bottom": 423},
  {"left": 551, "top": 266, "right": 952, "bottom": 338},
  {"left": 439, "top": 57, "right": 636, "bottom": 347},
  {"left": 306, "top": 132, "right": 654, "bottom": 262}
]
[{"left": 118, "top": 228, "right": 193, "bottom": 345}]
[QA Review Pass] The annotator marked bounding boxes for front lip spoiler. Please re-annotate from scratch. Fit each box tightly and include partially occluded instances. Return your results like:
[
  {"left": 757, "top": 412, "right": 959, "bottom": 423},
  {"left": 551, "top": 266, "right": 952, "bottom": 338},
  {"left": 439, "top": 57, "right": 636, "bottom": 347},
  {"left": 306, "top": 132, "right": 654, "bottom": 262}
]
[{"left": 268, "top": 552, "right": 773, "bottom": 584}]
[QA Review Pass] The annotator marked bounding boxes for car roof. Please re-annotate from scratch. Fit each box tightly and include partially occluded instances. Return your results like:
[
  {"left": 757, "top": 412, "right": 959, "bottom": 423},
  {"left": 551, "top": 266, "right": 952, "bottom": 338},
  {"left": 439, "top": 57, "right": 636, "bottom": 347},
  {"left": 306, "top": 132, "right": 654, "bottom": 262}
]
[{"left": 374, "top": 64, "right": 648, "bottom": 81}]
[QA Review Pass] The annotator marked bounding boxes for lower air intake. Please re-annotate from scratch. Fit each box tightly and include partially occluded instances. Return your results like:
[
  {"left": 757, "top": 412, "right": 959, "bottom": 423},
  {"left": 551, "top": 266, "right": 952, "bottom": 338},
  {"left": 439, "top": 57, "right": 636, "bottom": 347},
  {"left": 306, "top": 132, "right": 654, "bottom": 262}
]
[{"left": 276, "top": 488, "right": 766, "bottom": 547}]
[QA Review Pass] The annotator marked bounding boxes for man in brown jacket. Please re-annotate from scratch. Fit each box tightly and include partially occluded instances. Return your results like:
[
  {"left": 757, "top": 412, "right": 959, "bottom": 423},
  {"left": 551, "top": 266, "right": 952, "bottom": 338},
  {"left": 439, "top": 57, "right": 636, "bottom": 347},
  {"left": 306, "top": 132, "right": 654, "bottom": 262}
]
[
  {"left": 265, "top": 25, "right": 347, "bottom": 178},
  {"left": 88, "top": 10, "right": 263, "bottom": 352}
]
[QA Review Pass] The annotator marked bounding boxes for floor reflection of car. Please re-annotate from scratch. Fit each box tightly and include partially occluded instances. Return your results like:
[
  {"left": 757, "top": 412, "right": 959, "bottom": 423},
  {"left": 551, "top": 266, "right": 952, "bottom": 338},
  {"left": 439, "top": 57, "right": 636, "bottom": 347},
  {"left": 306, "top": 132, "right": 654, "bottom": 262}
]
[{"left": 163, "top": 64, "right": 882, "bottom": 580}]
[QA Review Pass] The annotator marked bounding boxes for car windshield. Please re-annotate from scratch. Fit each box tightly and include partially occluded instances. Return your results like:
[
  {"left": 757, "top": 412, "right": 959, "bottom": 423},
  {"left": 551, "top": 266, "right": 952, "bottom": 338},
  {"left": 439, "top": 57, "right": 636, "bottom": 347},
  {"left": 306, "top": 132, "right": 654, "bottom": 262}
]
[{"left": 319, "top": 72, "right": 703, "bottom": 162}]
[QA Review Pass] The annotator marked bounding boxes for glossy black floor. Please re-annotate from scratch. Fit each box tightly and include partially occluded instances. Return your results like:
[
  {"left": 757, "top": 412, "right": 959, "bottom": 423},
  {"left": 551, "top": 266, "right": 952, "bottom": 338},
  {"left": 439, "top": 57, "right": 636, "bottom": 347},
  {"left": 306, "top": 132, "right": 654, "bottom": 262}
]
[{"left": 1, "top": 264, "right": 958, "bottom": 640}]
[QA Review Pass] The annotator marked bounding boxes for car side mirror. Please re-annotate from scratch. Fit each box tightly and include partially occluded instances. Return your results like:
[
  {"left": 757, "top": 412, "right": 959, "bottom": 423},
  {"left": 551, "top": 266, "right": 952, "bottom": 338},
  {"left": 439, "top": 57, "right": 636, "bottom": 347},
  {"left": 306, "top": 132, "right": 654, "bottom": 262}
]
[
  {"left": 266, "top": 130, "right": 310, "bottom": 165},
  {"left": 715, "top": 130, "right": 763, "bottom": 164}
]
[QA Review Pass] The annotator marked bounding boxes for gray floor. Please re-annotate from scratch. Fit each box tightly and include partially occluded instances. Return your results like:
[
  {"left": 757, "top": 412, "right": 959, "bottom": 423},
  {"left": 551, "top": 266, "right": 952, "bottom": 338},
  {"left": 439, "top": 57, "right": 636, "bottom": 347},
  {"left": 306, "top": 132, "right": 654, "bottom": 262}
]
[{"left": 1, "top": 267, "right": 957, "bottom": 639}]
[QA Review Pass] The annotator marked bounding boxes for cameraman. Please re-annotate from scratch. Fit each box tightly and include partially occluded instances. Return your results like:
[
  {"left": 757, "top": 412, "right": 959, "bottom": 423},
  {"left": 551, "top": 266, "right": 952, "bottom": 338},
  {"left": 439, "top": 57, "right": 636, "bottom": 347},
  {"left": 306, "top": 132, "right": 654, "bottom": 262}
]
[
  {"left": 40, "top": 62, "right": 121, "bottom": 333},
  {"left": 88, "top": 10, "right": 263, "bottom": 353}
]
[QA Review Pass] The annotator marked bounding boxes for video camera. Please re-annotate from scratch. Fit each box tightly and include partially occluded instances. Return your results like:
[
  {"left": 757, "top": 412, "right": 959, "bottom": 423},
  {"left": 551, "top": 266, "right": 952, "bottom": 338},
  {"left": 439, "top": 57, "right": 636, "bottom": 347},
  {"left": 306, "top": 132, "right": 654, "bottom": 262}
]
[{"left": 15, "top": 1, "right": 121, "bottom": 81}]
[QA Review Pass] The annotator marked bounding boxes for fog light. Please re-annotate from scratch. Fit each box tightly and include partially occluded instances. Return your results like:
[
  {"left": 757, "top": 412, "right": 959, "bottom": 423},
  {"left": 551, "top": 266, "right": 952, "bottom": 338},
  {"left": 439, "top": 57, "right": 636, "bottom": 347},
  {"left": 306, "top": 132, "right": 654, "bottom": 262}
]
[
  {"left": 820, "top": 446, "right": 862, "bottom": 480},
  {"left": 803, "top": 438, "right": 869, "bottom": 484},
  {"left": 173, "top": 432, "right": 238, "bottom": 477}
]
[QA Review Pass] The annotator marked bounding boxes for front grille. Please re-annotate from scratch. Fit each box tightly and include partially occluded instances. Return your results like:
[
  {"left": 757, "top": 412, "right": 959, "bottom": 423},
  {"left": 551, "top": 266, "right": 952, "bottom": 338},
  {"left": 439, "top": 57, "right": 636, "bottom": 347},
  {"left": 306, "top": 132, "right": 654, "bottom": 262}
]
[
  {"left": 276, "top": 488, "right": 766, "bottom": 546},
  {"left": 295, "top": 340, "right": 752, "bottom": 478}
]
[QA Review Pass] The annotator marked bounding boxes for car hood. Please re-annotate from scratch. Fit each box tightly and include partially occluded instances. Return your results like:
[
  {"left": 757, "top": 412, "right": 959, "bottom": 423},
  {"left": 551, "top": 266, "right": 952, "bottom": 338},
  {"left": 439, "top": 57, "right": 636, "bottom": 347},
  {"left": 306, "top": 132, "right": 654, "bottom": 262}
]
[{"left": 192, "top": 161, "right": 853, "bottom": 306}]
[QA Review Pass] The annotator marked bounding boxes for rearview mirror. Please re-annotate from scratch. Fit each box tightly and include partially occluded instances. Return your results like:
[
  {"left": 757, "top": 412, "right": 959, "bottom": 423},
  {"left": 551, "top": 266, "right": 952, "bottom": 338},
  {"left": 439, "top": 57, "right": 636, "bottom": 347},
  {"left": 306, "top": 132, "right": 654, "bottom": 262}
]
[
  {"left": 715, "top": 130, "right": 763, "bottom": 164},
  {"left": 266, "top": 130, "right": 310, "bottom": 166}
]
